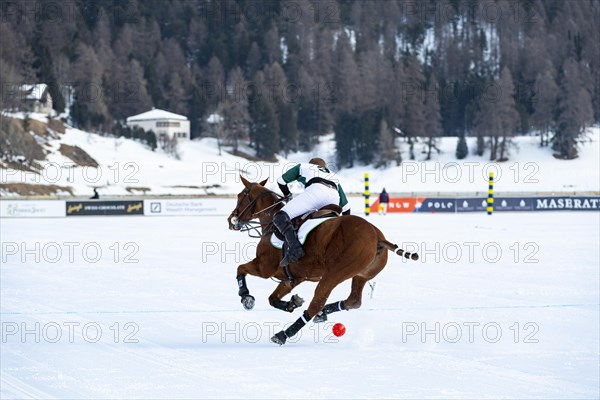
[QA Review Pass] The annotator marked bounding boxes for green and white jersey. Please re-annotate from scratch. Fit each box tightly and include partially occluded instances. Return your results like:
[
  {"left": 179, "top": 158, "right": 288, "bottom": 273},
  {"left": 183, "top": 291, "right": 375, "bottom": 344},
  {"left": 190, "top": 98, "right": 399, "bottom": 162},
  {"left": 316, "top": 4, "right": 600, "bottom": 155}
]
[{"left": 277, "top": 163, "right": 350, "bottom": 212}]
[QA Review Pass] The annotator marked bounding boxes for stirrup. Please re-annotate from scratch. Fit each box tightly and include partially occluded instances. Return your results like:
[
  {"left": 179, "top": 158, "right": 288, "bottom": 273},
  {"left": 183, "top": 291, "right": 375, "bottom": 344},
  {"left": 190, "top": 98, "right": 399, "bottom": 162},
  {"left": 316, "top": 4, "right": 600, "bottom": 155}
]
[
  {"left": 280, "top": 255, "right": 291, "bottom": 267},
  {"left": 280, "top": 264, "right": 295, "bottom": 284}
]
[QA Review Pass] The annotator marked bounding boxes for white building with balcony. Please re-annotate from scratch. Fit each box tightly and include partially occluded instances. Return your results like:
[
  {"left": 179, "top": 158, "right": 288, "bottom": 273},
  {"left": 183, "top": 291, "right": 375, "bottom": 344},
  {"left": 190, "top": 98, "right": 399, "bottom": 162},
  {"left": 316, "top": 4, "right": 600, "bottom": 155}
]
[
  {"left": 126, "top": 108, "right": 190, "bottom": 141},
  {"left": 20, "top": 84, "right": 53, "bottom": 114}
]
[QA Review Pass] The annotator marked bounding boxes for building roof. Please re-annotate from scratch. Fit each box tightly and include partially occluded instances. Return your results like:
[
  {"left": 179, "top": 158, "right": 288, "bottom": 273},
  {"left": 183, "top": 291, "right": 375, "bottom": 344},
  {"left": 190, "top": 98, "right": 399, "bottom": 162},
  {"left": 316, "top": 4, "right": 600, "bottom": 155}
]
[
  {"left": 126, "top": 108, "right": 188, "bottom": 122},
  {"left": 20, "top": 84, "right": 49, "bottom": 101}
]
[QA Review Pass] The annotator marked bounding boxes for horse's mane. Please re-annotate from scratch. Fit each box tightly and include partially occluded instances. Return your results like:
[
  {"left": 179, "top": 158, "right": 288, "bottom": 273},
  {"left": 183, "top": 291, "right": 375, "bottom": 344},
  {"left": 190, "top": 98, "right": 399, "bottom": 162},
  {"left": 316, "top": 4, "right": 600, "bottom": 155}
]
[{"left": 252, "top": 182, "right": 282, "bottom": 201}]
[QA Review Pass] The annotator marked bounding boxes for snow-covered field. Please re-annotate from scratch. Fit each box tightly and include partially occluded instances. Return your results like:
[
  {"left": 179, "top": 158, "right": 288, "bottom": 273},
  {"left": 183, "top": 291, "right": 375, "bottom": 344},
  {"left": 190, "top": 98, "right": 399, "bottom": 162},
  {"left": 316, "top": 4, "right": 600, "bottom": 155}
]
[
  {"left": 1, "top": 211, "right": 598, "bottom": 399},
  {"left": 1, "top": 113, "right": 599, "bottom": 196}
]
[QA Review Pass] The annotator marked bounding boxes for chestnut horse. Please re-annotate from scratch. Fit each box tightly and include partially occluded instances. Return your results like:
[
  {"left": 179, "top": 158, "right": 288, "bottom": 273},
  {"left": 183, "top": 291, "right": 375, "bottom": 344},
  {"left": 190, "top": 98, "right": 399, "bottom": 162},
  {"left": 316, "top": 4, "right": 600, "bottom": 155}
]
[{"left": 227, "top": 176, "right": 418, "bottom": 345}]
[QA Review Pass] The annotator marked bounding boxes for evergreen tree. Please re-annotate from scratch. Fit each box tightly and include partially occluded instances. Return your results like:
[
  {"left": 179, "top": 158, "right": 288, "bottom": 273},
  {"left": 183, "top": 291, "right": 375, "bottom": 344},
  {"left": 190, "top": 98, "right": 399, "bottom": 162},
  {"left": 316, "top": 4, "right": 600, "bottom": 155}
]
[
  {"left": 0, "top": 0, "right": 598, "bottom": 166},
  {"left": 532, "top": 70, "right": 559, "bottom": 147},
  {"left": 376, "top": 119, "right": 396, "bottom": 168},
  {"left": 355, "top": 109, "right": 380, "bottom": 165},
  {"left": 554, "top": 58, "right": 594, "bottom": 158},
  {"left": 403, "top": 55, "right": 426, "bottom": 160},
  {"left": 496, "top": 67, "right": 520, "bottom": 161},
  {"left": 220, "top": 67, "right": 251, "bottom": 154},
  {"left": 473, "top": 78, "right": 502, "bottom": 160},
  {"left": 335, "top": 112, "right": 357, "bottom": 168},
  {"left": 424, "top": 77, "right": 443, "bottom": 160},
  {"left": 456, "top": 132, "right": 468, "bottom": 160},
  {"left": 249, "top": 94, "right": 279, "bottom": 160},
  {"left": 476, "top": 135, "right": 485, "bottom": 157},
  {"left": 133, "top": 127, "right": 145, "bottom": 141},
  {"left": 145, "top": 130, "right": 157, "bottom": 151},
  {"left": 278, "top": 100, "right": 298, "bottom": 155},
  {"left": 122, "top": 126, "right": 132, "bottom": 139}
]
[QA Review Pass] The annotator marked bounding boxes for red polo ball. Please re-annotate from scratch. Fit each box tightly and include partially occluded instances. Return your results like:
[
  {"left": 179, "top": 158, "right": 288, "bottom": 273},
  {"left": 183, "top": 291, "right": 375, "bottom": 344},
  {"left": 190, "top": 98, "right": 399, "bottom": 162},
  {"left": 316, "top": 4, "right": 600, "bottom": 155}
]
[{"left": 332, "top": 323, "right": 346, "bottom": 337}]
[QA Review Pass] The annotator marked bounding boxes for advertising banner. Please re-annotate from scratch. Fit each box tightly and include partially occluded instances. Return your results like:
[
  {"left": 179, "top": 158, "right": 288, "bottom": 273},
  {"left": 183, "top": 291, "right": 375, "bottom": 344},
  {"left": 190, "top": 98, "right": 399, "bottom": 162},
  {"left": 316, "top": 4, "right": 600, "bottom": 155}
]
[
  {"left": 494, "top": 197, "right": 534, "bottom": 211},
  {"left": 533, "top": 197, "right": 600, "bottom": 211},
  {"left": 143, "top": 198, "right": 235, "bottom": 216},
  {"left": 371, "top": 196, "right": 599, "bottom": 213},
  {"left": 0, "top": 200, "right": 66, "bottom": 218},
  {"left": 456, "top": 198, "right": 488, "bottom": 212},
  {"left": 66, "top": 200, "right": 144, "bottom": 216},
  {"left": 370, "top": 197, "right": 426, "bottom": 213},
  {"left": 416, "top": 198, "right": 456, "bottom": 213}
]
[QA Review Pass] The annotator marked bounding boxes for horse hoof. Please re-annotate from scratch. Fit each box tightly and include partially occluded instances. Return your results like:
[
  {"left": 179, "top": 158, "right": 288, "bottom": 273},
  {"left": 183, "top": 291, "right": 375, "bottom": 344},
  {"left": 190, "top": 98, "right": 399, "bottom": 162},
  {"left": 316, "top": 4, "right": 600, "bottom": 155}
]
[
  {"left": 241, "top": 295, "right": 255, "bottom": 310},
  {"left": 291, "top": 294, "right": 304, "bottom": 307},
  {"left": 313, "top": 312, "right": 327, "bottom": 323},
  {"left": 271, "top": 331, "right": 287, "bottom": 345}
]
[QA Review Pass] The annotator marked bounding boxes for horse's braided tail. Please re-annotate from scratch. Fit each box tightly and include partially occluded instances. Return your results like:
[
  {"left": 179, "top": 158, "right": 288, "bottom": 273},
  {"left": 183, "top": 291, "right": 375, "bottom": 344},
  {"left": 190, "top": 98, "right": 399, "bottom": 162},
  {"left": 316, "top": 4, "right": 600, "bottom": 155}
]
[{"left": 379, "top": 239, "right": 419, "bottom": 261}]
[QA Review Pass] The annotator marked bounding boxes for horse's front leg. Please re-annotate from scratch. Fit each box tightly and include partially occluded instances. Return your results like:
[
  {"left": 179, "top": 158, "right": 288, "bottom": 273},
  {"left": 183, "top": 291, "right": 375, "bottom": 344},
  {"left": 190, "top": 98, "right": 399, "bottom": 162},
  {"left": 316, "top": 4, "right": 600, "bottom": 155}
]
[
  {"left": 236, "top": 259, "right": 259, "bottom": 310},
  {"left": 268, "top": 279, "right": 306, "bottom": 313}
]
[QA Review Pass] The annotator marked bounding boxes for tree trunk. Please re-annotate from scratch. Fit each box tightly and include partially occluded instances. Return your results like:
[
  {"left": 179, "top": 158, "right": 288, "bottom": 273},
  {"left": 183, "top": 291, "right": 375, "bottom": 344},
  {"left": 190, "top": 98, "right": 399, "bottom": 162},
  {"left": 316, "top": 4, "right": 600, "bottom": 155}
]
[
  {"left": 427, "top": 136, "right": 432, "bottom": 160},
  {"left": 489, "top": 136, "right": 499, "bottom": 161},
  {"left": 499, "top": 135, "right": 506, "bottom": 160}
]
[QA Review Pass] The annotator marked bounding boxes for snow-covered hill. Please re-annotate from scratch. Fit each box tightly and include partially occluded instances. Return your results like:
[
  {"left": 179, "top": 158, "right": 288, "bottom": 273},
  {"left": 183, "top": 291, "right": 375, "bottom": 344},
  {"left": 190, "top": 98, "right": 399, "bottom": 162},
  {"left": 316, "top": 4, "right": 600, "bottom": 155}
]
[{"left": 1, "top": 113, "right": 599, "bottom": 197}]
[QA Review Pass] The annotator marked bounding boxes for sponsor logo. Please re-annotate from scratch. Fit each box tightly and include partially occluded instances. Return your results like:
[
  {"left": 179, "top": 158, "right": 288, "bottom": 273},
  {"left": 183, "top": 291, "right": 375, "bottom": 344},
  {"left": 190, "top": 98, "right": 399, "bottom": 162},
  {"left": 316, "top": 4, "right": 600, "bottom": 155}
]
[
  {"left": 150, "top": 202, "right": 161, "bottom": 213},
  {"left": 143, "top": 199, "right": 226, "bottom": 216},
  {"left": 416, "top": 198, "right": 456, "bottom": 212},
  {"left": 2, "top": 201, "right": 66, "bottom": 218},
  {"left": 535, "top": 197, "right": 600, "bottom": 210},
  {"left": 370, "top": 198, "right": 425, "bottom": 213},
  {"left": 6, "top": 203, "right": 44, "bottom": 216},
  {"left": 127, "top": 203, "right": 142, "bottom": 213},
  {"left": 67, "top": 203, "right": 83, "bottom": 214},
  {"left": 66, "top": 201, "right": 144, "bottom": 216}
]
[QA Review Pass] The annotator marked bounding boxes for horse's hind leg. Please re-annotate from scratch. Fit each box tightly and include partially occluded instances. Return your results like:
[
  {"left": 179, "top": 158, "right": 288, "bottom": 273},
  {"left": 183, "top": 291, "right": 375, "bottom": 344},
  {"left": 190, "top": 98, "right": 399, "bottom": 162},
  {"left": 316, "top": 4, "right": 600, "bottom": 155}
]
[
  {"left": 271, "top": 278, "right": 338, "bottom": 345},
  {"left": 313, "top": 276, "right": 369, "bottom": 322},
  {"left": 268, "top": 280, "right": 306, "bottom": 313},
  {"left": 314, "top": 249, "right": 386, "bottom": 322}
]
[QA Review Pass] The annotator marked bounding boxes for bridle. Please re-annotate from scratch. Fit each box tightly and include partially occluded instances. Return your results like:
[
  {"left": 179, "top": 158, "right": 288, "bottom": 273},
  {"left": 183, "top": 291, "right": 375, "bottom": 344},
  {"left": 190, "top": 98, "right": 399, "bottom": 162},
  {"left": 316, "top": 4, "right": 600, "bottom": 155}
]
[{"left": 230, "top": 184, "right": 284, "bottom": 238}]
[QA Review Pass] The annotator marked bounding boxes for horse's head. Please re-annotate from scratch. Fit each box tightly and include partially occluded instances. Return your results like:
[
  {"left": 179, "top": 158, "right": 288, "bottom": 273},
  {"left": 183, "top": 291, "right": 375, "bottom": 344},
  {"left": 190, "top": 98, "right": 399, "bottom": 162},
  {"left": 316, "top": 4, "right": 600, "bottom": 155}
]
[{"left": 228, "top": 176, "right": 277, "bottom": 231}]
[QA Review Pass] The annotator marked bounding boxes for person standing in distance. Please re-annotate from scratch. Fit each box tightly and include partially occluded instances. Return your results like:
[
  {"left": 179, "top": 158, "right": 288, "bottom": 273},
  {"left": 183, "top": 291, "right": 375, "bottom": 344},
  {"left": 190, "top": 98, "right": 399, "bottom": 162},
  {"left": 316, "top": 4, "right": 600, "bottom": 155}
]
[{"left": 378, "top": 188, "right": 389, "bottom": 215}]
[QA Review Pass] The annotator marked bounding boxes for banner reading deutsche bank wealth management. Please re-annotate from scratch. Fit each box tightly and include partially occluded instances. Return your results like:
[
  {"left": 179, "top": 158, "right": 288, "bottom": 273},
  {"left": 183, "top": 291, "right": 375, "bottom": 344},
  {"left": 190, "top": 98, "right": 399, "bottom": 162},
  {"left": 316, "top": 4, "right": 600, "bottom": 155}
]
[
  {"left": 66, "top": 201, "right": 144, "bottom": 216},
  {"left": 143, "top": 198, "right": 235, "bottom": 216}
]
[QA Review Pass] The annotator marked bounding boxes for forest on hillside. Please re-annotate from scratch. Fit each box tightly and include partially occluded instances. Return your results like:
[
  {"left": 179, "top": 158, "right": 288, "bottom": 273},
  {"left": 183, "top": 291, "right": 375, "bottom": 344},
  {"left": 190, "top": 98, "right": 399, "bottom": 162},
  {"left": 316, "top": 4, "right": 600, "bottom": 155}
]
[{"left": 1, "top": 0, "right": 598, "bottom": 165}]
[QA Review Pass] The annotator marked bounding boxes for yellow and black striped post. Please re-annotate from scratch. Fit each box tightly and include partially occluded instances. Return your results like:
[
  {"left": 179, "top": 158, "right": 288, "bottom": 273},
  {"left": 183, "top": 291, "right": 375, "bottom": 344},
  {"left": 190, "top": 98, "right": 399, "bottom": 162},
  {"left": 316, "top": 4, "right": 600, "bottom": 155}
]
[
  {"left": 364, "top": 172, "right": 370, "bottom": 216},
  {"left": 487, "top": 172, "right": 494, "bottom": 215}
]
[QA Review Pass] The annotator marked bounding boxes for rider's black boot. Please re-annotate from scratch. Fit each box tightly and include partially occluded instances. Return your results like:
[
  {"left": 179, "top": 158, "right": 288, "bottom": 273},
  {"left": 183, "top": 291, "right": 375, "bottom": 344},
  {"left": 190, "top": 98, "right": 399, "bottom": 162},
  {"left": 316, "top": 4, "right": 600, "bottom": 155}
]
[{"left": 273, "top": 211, "right": 305, "bottom": 265}]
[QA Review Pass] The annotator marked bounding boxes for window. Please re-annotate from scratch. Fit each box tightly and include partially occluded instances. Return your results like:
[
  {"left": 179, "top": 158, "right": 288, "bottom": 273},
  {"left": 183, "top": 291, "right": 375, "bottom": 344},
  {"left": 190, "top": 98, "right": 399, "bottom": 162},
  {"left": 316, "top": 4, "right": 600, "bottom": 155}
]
[{"left": 156, "top": 121, "right": 181, "bottom": 128}]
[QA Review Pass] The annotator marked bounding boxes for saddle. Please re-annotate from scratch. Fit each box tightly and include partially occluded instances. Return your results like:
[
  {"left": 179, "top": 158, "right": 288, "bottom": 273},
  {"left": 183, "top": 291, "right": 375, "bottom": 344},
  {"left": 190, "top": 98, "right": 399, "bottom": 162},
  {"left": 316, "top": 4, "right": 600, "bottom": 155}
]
[{"left": 273, "top": 204, "right": 342, "bottom": 241}]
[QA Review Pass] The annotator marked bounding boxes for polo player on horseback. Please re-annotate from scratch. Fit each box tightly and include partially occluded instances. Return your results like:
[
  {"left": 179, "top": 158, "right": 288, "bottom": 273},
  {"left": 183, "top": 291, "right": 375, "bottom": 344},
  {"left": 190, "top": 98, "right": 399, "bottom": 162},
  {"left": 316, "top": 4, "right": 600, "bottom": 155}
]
[{"left": 273, "top": 157, "right": 350, "bottom": 266}]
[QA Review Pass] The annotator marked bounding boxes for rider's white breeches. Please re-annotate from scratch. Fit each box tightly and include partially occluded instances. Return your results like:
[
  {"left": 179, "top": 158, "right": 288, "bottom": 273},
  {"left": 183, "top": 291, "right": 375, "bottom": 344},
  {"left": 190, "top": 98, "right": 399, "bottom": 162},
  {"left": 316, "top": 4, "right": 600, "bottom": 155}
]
[{"left": 281, "top": 183, "right": 340, "bottom": 219}]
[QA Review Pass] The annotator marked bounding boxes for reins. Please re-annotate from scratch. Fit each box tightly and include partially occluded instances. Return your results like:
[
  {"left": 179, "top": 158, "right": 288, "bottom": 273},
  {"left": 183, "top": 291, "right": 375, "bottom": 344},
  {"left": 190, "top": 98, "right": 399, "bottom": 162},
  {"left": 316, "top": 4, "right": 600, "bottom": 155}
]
[{"left": 233, "top": 184, "right": 285, "bottom": 238}]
